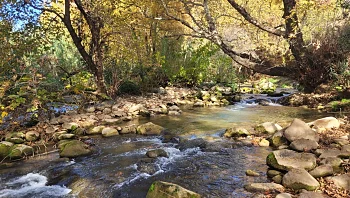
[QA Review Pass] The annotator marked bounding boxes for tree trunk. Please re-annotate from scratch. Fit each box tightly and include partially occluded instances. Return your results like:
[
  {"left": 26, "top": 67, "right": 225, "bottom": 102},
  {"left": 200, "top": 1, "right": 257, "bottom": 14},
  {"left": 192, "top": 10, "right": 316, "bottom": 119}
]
[{"left": 62, "top": 0, "right": 108, "bottom": 96}]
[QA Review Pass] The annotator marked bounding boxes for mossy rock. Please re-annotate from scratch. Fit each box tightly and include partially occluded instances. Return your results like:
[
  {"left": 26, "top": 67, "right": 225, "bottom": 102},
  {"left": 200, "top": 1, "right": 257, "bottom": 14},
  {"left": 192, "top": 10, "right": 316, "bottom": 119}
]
[
  {"left": 58, "top": 140, "right": 92, "bottom": 158},
  {"left": 5, "top": 132, "right": 25, "bottom": 144},
  {"left": 9, "top": 144, "right": 34, "bottom": 160},
  {"left": 146, "top": 181, "right": 201, "bottom": 198},
  {"left": 137, "top": 122, "right": 165, "bottom": 136},
  {"left": 0, "top": 141, "right": 13, "bottom": 158}
]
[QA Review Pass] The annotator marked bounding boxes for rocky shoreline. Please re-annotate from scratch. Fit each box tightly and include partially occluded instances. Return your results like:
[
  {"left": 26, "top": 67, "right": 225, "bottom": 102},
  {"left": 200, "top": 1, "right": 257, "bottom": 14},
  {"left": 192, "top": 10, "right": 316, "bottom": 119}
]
[{"left": 0, "top": 86, "right": 349, "bottom": 197}]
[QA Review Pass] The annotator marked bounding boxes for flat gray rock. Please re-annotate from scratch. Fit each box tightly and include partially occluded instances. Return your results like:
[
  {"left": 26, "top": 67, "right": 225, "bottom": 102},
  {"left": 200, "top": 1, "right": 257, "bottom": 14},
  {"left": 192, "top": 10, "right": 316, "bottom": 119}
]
[
  {"left": 290, "top": 139, "right": 319, "bottom": 152},
  {"left": 298, "top": 191, "right": 327, "bottom": 198},
  {"left": 266, "top": 149, "right": 317, "bottom": 171},
  {"left": 244, "top": 183, "right": 284, "bottom": 193},
  {"left": 327, "top": 173, "right": 350, "bottom": 191},
  {"left": 309, "top": 164, "right": 334, "bottom": 178},
  {"left": 282, "top": 168, "right": 320, "bottom": 191}
]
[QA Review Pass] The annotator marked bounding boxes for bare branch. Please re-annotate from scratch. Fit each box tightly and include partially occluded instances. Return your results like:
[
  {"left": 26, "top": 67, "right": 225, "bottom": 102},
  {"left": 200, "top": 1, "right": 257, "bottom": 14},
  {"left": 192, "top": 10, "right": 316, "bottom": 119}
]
[{"left": 227, "top": 0, "right": 285, "bottom": 37}]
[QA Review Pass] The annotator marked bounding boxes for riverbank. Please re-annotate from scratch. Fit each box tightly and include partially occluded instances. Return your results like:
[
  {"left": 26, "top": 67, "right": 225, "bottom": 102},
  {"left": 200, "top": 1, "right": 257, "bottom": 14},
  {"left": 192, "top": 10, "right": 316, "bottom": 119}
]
[{"left": 1, "top": 85, "right": 349, "bottom": 197}]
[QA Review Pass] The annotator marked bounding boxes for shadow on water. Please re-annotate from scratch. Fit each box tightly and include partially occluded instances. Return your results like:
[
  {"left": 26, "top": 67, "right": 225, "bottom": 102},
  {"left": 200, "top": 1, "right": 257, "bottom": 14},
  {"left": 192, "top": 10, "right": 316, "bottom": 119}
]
[{"left": 0, "top": 105, "right": 330, "bottom": 198}]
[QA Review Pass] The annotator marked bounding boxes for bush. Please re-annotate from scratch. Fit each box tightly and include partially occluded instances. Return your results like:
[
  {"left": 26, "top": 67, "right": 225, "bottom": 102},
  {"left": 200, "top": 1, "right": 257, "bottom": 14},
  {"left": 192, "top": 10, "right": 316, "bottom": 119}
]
[{"left": 117, "top": 81, "right": 141, "bottom": 95}]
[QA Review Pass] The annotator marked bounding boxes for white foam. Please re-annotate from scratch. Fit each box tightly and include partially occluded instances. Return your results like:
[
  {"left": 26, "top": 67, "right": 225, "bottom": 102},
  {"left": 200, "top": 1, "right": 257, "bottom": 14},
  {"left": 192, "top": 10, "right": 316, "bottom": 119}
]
[{"left": 0, "top": 173, "right": 71, "bottom": 198}]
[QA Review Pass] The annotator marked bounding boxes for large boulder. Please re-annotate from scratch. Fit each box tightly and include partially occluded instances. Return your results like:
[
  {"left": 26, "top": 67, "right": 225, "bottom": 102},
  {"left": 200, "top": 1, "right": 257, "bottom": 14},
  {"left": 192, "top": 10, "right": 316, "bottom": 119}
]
[
  {"left": 137, "top": 122, "right": 165, "bottom": 136},
  {"left": 266, "top": 149, "right": 317, "bottom": 171},
  {"left": 289, "top": 139, "right": 319, "bottom": 152},
  {"left": 9, "top": 144, "right": 34, "bottom": 159},
  {"left": 308, "top": 117, "right": 340, "bottom": 130},
  {"left": 101, "top": 127, "right": 119, "bottom": 137},
  {"left": 223, "top": 127, "right": 250, "bottom": 138},
  {"left": 146, "top": 181, "right": 201, "bottom": 198},
  {"left": 244, "top": 183, "right": 284, "bottom": 193},
  {"left": 282, "top": 168, "right": 320, "bottom": 191},
  {"left": 0, "top": 141, "right": 14, "bottom": 158},
  {"left": 58, "top": 140, "right": 92, "bottom": 158},
  {"left": 283, "top": 119, "right": 319, "bottom": 142}
]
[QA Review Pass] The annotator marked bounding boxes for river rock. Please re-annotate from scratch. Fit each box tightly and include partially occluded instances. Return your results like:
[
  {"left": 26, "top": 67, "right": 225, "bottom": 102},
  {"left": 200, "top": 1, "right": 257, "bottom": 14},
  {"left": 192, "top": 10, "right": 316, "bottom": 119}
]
[
  {"left": 341, "top": 144, "right": 350, "bottom": 153},
  {"left": 85, "top": 106, "right": 95, "bottom": 113},
  {"left": 177, "top": 138, "right": 207, "bottom": 151},
  {"left": 87, "top": 126, "right": 105, "bottom": 135},
  {"left": 62, "top": 122, "right": 79, "bottom": 131},
  {"left": 271, "top": 174, "right": 282, "bottom": 184},
  {"left": 119, "top": 125, "right": 137, "bottom": 134},
  {"left": 298, "top": 191, "right": 326, "bottom": 198},
  {"left": 327, "top": 173, "right": 350, "bottom": 190},
  {"left": 137, "top": 162, "right": 160, "bottom": 175},
  {"left": 319, "top": 149, "right": 344, "bottom": 159},
  {"left": 0, "top": 141, "right": 13, "bottom": 158},
  {"left": 146, "top": 181, "right": 201, "bottom": 198},
  {"left": 269, "top": 131, "right": 288, "bottom": 147},
  {"left": 79, "top": 119, "right": 97, "bottom": 128},
  {"left": 284, "top": 119, "right": 319, "bottom": 142},
  {"left": 282, "top": 168, "right": 320, "bottom": 191},
  {"left": 58, "top": 133, "right": 75, "bottom": 140},
  {"left": 320, "top": 157, "right": 343, "bottom": 169},
  {"left": 256, "top": 122, "right": 282, "bottom": 134},
  {"left": 101, "top": 127, "right": 119, "bottom": 137},
  {"left": 25, "top": 131, "right": 40, "bottom": 142},
  {"left": 9, "top": 144, "right": 34, "bottom": 159},
  {"left": 266, "top": 149, "right": 317, "bottom": 171},
  {"left": 168, "top": 105, "right": 180, "bottom": 111},
  {"left": 5, "top": 132, "right": 25, "bottom": 144},
  {"left": 308, "top": 117, "right": 340, "bottom": 130},
  {"left": 193, "top": 101, "right": 205, "bottom": 107},
  {"left": 309, "top": 165, "right": 334, "bottom": 178},
  {"left": 259, "top": 139, "right": 270, "bottom": 147},
  {"left": 276, "top": 193, "right": 292, "bottom": 198},
  {"left": 267, "top": 169, "right": 282, "bottom": 178},
  {"left": 168, "top": 111, "right": 181, "bottom": 116},
  {"left": 137, "top": 122, "right": 165, "bottom": 136},
  {"left": 246, "top": 169, "right": 260, "bottom": 176},
  {"left": 58, "top": 140, "right": 92, "bottom": 158},
  {"left": 289, "top": 139, "right": 319, "bottom": 152},
  {"left": 244, "top": 183, "right": 284, "bottom": 193},
  {"left": 45, "top": 126, "right": 57, "bottom": 134},
  {"left": 223, "top": 127, "right": 250, "bottom": 138},
  {"left": 146, "top": 149, "right": 168, "bottom": 158},
  {"left": 103, "top": 118, "right": 120, "bottom": 124}
]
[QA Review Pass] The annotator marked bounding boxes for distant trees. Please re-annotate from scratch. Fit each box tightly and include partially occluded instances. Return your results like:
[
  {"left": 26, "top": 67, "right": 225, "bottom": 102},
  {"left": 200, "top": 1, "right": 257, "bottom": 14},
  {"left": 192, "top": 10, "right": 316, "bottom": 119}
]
[{"left": 159, "top": 0, "right": 350, "bottom": 92}]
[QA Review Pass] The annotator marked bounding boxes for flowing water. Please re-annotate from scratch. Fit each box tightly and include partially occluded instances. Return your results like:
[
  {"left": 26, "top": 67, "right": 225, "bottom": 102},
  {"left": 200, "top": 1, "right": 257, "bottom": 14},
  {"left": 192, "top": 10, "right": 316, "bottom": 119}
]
[{"left": 0, "top": 103, "right": 329, "bottom": 198}]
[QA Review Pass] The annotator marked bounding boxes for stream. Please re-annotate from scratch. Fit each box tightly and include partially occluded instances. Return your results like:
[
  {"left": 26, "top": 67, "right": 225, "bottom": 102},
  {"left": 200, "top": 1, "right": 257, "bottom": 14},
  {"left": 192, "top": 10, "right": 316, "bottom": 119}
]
[{"left": 0, "top": 103, "right": 329, "bottom": 198}]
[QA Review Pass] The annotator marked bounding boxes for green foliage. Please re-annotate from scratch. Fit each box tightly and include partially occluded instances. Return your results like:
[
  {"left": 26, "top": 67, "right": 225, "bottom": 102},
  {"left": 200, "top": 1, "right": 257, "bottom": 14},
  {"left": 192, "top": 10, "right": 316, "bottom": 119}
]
[
  {"left": 118, "top": 81, "right": 141, "bottom": 95},
  {"left": 330, "top": 99, "right": 350, "bottom": 111}
]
